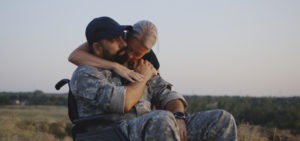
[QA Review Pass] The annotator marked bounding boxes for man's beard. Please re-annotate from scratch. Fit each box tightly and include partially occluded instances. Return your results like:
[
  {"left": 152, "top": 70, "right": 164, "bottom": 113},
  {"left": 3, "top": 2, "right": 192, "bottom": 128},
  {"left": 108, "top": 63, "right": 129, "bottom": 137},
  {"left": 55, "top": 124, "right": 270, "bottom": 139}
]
[
  {"left": 102, "top": 47, "right": 135, "bottom": 69},
  {"left": 102, "top": 47, "right": 127, "bottom": 62},
  {"left": 114, "top": 53, "right": 128, "bottom": 64},
  {"left": 102, "top": 48, "right": 114, "bottom": 60},
  {"left": 113, "top": 48, "right": 129, "bottom": 64}
]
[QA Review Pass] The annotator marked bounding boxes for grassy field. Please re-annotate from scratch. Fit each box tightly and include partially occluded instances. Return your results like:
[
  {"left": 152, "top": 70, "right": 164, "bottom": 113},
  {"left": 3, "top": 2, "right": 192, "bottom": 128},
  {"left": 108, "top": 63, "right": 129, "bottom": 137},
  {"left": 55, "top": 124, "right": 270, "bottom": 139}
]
[
  {"left": 0, "top": 105, "right": 72, "bottom": 141},
  {"left": 0, "top": 105, "right": 299, "bottom": 141}
]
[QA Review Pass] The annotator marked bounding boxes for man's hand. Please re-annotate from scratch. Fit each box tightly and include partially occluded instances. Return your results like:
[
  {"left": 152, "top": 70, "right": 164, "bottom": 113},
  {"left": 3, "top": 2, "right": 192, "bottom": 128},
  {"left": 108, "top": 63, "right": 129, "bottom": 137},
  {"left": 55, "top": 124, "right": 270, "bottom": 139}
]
[
  {"left": 177, "top": 119, "right": 187, "bottom": 141},
  {"left": 134, "top": 59, "right": 157, "bottom": 81},
  {"left": 112, "top": 63, "right": 144, "bottom": 82}
]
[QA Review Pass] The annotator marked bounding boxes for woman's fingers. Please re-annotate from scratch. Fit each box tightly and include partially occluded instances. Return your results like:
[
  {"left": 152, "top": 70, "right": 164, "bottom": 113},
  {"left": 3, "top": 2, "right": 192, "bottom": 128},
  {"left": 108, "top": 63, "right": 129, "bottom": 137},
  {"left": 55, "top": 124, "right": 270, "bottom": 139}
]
[
  {"left": 125, "top": 76, "right": 135, "bottom": 83},
  {"left": 129, "top": 70, "right": 144, "bottom": 82}
]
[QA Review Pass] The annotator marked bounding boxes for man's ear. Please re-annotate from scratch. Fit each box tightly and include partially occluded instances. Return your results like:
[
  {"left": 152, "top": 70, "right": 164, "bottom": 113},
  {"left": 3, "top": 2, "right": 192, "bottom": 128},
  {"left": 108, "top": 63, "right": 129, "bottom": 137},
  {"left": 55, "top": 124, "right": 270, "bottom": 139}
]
[{"left": 92, "top": 42, "right": 102, "bottom": 56}]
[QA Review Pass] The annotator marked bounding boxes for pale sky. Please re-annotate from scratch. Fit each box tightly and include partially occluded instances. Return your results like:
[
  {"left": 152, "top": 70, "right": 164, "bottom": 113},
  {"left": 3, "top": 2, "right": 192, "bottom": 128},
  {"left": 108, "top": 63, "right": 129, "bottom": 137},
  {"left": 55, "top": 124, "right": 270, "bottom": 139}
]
[{"left": 1, "top": 0, "right": 299, "bottom": 96}]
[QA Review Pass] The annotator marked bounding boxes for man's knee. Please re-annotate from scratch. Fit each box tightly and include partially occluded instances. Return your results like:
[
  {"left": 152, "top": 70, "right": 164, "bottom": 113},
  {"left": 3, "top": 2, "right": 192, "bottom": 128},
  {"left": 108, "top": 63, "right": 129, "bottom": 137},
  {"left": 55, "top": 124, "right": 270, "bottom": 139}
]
[
  {"left": 155, "top": 110, "right": 174, "bottom": 117},
  {"left": 189, "top": 109, "right": 237, "bottom": 128},
  {"left": 208, "top": 109, "right": 237, "bottom": 137},
  {"left": 216, "top": 109, "right": 236, "bottom": 123},
  {"left": 187, "top": 109, "right": 237, "bottom": 140},
  {"left": 151, "top": 110, "right": 176, "bottom": 124},
  {"left": 142, "top": 110, "right": 180, "bottom": 141}
]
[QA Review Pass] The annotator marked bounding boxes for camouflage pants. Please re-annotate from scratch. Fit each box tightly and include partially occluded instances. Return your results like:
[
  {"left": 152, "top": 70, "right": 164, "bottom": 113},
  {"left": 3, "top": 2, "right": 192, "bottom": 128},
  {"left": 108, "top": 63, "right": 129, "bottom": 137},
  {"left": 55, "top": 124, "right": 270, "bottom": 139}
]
[
  {"left": 119, "top": 109, "right": 237, "bottom": 141},
  {"left": 186, "top": 109, "right": 238, "bottom": 141}
]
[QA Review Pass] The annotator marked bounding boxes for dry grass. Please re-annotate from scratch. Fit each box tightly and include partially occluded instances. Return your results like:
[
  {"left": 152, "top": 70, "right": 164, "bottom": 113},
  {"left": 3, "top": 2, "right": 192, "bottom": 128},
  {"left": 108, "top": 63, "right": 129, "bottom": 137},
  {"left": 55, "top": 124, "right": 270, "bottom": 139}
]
[
  {"left": 0, "top": 105, "right": 299, "bottom": 141},
  {"left": 0, "top": 105, "right": 71, "bottom": 141},
  {"left": 238, "top": 124, "right": 300, "bottom": 141}
]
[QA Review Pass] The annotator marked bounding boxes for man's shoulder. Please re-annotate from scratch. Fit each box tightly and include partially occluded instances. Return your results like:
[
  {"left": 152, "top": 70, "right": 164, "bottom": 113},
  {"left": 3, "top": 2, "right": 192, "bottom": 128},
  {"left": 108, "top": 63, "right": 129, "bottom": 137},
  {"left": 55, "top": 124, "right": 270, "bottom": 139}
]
[
  {"left": 149, "top": 75, "right": 173, "bottom": 86},
  {"left": 75, "top": 65, "right": 107, "bottom": 73},
  {"left": 70, "top": 65, "right": 114, "bottom": 90},
  {"left": 75, "top": 64, "right": 97, "bottom": 72},
  {"left": 73, "top": 65, "right": 112, "bottom": 78}
]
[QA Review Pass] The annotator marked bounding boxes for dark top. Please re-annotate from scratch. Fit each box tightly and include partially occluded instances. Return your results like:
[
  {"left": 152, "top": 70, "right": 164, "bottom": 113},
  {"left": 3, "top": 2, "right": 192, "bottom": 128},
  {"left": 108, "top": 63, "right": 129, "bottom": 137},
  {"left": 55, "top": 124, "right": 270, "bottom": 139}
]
[{"left": 142, "top": 49, "right": 160, "bottom": 70}]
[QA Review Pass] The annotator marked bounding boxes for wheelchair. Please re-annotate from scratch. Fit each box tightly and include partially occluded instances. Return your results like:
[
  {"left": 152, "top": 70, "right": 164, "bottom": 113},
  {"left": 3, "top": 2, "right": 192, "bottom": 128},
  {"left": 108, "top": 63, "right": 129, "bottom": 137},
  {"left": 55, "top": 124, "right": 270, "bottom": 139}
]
[{"left": 55, "top": 79, "right": 118, "bottom": 140}]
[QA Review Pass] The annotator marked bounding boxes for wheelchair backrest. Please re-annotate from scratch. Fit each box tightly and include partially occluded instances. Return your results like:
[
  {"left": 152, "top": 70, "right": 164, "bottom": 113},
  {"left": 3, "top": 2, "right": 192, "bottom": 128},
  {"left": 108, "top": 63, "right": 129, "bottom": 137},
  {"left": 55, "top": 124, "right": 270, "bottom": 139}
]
[{"left": 55, "top": 79, "right": 78, "bottom": 123}]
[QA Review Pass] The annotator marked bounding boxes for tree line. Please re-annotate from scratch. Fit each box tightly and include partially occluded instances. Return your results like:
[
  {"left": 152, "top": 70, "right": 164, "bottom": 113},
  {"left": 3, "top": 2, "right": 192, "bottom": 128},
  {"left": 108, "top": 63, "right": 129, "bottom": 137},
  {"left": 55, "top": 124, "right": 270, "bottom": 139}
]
[
  {"left": 0, "top": 90, "right": 67, "bottom": 106},
  {"left": 184, "top": 95, "right": 300, "bottom": 134},
  {"left": 0, "top": 91, "right": 299, "bottom": 134}
]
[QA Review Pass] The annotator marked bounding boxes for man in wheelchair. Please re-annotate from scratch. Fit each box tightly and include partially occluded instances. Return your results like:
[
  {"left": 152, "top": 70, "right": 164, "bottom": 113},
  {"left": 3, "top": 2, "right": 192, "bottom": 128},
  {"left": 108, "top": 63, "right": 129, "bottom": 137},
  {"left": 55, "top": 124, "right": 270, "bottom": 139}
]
[{"left": 57, "top": 17, "right": 238, "bottom": 141}]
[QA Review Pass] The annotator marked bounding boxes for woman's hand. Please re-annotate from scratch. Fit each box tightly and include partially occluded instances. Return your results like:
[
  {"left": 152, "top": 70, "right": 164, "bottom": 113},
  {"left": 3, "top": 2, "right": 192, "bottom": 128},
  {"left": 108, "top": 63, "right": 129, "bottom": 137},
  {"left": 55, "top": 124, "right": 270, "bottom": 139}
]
[{"left": 112, "top": 62, "right": 144, "bottom": 82}]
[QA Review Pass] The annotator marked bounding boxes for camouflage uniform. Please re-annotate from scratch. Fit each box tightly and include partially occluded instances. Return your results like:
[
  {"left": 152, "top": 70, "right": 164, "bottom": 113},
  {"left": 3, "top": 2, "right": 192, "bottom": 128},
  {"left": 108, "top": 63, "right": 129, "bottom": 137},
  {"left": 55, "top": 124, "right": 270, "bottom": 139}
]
[{"left": 71, "top": 65, "right": 238, "bottom": 141}]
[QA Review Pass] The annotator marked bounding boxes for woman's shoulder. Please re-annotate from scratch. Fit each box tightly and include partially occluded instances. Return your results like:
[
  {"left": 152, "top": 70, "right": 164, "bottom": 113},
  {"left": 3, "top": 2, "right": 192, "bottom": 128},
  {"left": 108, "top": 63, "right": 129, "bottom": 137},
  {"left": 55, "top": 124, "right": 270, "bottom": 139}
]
[{"left": 142, "top": 49, "right": 160, "bottom": 70}]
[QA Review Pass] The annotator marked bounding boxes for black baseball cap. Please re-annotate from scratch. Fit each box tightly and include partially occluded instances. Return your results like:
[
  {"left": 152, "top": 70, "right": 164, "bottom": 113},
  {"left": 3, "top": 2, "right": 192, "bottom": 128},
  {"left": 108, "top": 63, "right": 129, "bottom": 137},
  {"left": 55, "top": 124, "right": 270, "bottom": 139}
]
[{"left": 85, "top": 16, "right": 132, "bottom": 45}]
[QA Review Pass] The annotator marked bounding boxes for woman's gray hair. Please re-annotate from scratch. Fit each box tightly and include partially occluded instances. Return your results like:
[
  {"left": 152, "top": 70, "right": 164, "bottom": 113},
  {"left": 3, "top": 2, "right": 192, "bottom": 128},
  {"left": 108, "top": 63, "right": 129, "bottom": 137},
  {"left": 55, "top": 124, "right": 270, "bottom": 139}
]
[{"left": 132, "top": 20, "right": 157, "bottom": 49}]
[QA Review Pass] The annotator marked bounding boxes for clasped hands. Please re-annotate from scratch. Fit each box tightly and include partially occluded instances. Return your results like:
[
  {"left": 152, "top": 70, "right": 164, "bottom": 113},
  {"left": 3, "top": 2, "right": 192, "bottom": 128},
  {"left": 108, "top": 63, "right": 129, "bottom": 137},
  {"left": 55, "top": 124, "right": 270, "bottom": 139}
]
[{"left": 133, "top": 59, "right": 158, "bottom": 81}]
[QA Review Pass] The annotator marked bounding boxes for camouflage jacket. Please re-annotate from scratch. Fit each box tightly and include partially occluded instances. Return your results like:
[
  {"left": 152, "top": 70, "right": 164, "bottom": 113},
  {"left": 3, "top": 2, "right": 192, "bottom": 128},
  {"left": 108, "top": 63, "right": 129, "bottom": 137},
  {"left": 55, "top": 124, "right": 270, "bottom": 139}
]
[{"left": 70, "top": 65, "right": 187, "bottom": 124}]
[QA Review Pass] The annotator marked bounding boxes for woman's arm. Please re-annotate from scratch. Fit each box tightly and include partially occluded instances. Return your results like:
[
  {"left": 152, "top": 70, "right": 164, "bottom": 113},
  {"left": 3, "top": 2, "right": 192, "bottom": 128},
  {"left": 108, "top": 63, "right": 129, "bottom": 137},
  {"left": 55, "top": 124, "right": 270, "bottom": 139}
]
[{"left": 68, "top": 42, "right": 144, "bottom": 82}]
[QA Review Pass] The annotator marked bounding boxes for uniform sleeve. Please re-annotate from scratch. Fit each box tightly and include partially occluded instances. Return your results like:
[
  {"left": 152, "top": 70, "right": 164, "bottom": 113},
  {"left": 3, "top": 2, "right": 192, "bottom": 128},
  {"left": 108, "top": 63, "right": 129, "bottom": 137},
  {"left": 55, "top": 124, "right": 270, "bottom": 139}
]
[
  {"left": 148, "top": 75, "right": 188, "bottom": 109},
  {"left": 71, "top": 65, "right": 126, "bottom": 114}
]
